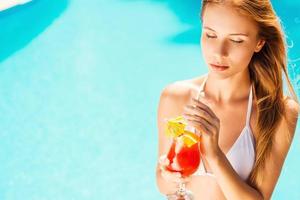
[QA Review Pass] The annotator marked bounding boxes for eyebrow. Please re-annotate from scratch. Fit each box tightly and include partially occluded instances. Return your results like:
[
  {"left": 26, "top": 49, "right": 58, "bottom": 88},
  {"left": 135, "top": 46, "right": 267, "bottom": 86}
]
[{"left": 203, "top": 26, "right": 249, "bottom": 36}]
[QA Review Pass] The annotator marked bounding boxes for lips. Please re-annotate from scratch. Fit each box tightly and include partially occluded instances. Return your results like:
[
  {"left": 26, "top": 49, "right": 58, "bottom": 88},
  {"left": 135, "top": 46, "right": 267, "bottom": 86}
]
[
  {"left": 210, "top": 63, "right": 229, "bottom": 68},
  {"left": 209, "top": 63, "right": 229, "bottom": 71}
]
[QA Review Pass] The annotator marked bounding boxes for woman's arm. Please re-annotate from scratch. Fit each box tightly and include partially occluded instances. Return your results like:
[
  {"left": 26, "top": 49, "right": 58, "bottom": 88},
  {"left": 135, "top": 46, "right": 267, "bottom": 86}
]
[
  {"left": 255, "top": 98, "right": 299, "bottom": 199},
  {"left": 156, "top": 83, "right": 188, "bottom": 195},
  {"left": 209, "top": 150, "right": 264, "bottom": 200},
  {"left": 209, "top": 98, "right": 299, "bottom": 200}
]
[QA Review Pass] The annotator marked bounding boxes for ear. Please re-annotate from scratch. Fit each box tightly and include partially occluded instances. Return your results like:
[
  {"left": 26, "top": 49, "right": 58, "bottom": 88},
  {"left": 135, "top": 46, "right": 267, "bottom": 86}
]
[{"left": 254, "top": 39, "right": 265, "bottom": 53}]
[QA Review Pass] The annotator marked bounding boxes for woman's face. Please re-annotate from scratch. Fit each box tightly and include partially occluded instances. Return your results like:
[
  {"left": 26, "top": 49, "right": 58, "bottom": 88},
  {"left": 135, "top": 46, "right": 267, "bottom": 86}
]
[{"left": 201, "top": 3, "right": 265, "bottom": 77}]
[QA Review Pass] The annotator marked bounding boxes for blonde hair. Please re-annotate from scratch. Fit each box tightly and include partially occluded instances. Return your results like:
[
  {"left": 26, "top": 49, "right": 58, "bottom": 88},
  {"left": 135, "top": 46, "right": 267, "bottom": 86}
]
[{"left": 200, "top": 0, "right": 300, "bottom": 191}]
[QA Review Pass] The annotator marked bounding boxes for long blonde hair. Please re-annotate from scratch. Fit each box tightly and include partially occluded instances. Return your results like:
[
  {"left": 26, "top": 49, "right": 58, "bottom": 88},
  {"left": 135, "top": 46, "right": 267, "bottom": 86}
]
[{"left": 200, "top": 0, "right": 300, "bottom": 190}]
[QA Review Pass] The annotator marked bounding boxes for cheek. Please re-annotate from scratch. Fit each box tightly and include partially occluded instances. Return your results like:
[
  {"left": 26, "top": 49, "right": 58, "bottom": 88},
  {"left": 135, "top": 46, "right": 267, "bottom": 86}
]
[
  {"left": 201, "top": 39, "right": 214, "bottom": 60},
  {"left": 229, "top": 46, "right": 255, "bottom": 67}
]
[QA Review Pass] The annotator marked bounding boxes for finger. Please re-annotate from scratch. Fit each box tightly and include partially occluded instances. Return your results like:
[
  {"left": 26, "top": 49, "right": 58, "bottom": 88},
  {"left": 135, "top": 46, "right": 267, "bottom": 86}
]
[
  {"left": 191, "top": 97, "right": 216, "bottom": 119},
  {"left": 173, "top": 172, "right": 182, "bottom": 178},
  {"left": 191, "top": 97, "right": 218, "bottom": 119},
  {"left": 183, "top": 113, "right": 217, "bottom": 132},
  {"left": 189, "top": 100, "right": 220, "bottom": 127},
  {"left": 171, "top": 173, "right": 183, "bottom": 183},
  {"left": 161, "top": 169, "right": 182, "bottom": 182},
  {"left": 174, "top": 176, "right": 191, "bottom": 184},
  {"left": 159, "top": 154, "right": 167, "bottom": 162},
  {"left": 181, "top": 176, "right": 191, "bottom": 183},
  {"left": 159, "top": 155, "right": 170, "bottom": 166},
  {"left": 160, "top": 164, "right": 181, "bottom": 177},
  {"left": 185, "top": 118, "right": 211, "bottom": 135},
  {"left": 184, "top": 105, "right": 214, "bottom": 124},
  {"left": 158, "top": 160, "right": 166, "bottom": 171},
  {"left": 183, "top": 108, "right": 215, "bottom": 128},
  {"left": 161, "top": 169, "right": 172, "bottom": 181}
]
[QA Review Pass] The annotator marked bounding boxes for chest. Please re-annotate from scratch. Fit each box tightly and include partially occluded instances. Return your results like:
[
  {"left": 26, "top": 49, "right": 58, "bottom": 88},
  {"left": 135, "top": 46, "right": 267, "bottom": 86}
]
[
  {"left": 212, "top": 102, "right": 257, "bottom": 153},
  {"left": 179, "top": 87, "right": 257, "bottom": 153}
]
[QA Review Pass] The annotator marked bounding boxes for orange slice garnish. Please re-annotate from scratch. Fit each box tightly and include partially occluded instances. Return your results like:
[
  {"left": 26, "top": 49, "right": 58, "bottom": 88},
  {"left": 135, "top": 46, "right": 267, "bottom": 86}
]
[
  {"left": 181, "top": 130, "right": 200, "bottom": 147},
  {"left": 165, "top": 115, "right": 200, "bottom": 147}
]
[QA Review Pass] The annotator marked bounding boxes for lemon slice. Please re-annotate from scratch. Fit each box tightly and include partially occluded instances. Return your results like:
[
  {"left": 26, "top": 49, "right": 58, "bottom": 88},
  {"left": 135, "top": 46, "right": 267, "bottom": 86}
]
[
  {"left": 164, "top": 116, "right": 186, "bottom": 138},
  {"left": 181, "top": 131, "right": 200, "bottom": 147},
  {"left": 165, "top": 115, "right": 200, "bottom": 147}
]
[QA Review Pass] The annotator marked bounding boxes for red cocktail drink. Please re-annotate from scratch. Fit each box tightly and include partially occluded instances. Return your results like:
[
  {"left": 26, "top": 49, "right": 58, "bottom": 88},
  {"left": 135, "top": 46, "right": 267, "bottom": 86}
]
[{"left": 166, "top": 136, "right": 201, "bottom": 177}]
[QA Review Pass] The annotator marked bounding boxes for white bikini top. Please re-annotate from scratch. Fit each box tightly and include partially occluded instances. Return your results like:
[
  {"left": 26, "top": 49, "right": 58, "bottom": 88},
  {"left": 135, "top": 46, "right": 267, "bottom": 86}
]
[{"left": 193, "top": 74, "right": 256, "bottom": 181}]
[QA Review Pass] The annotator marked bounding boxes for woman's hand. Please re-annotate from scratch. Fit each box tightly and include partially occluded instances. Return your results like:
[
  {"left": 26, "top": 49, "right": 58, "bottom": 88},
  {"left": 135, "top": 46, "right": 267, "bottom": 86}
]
[
  {"left": 158, "top": 155, "right": 190, "bottom": 184},
  {"left": 183, "top": 97, "right": 222, "bottom": 163}
]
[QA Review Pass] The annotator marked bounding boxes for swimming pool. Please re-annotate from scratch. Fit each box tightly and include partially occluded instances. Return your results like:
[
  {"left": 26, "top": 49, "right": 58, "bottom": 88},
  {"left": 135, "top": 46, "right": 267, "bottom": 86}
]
[{"left": 0, "top": 0, "right": 299, "bottom": 199}]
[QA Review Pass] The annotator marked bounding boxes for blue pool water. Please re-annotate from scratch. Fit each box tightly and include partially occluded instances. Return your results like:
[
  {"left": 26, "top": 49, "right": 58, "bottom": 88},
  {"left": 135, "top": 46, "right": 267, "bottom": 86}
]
[{"left": 0, "top": 0, "right": 299, "bottom": 199}]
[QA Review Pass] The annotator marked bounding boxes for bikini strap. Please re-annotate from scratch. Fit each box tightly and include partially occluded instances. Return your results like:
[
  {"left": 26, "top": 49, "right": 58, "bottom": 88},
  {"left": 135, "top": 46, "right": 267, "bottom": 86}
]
[
  {"left": 246, "top": 84, "right": 253, "bottom": 126},
  {"left": 196, "top": 74, "right": 208, "bottom": 100}
]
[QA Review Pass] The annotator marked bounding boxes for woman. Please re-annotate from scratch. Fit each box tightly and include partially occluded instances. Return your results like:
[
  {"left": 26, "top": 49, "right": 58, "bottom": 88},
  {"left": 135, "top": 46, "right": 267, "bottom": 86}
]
[{"left": 156, "top": 0, "right": 300, "bottom": 199}]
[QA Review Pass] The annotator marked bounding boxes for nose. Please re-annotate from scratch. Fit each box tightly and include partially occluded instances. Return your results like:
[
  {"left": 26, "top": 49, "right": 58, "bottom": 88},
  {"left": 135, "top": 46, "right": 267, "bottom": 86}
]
[{"left": 213, "top": 41, "right": 228, "bottom": 60}]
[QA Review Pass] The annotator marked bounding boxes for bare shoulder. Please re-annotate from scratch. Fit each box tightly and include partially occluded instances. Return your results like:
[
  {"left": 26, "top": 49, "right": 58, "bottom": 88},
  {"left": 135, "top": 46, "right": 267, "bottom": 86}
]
[
  {"left": 161, "top": 80, "right": 190, "bottom": 98},
  {"left": 284, "top": 96, "right": 300, "bottom": 116},
  {"left": 160, "top": 75, "right": 206, "bottom": 101},
  {"left": 282, "top": 96, "right": 300, "bottom": 137},
  {"left": 271, "top": 96, "right": 300, "bottom": 147},
  {"left": 157, "top": 80, "right": 190, "bottom": 119},
  {"left": 271, "top": 96, "right": 299, "bottom": 142}
]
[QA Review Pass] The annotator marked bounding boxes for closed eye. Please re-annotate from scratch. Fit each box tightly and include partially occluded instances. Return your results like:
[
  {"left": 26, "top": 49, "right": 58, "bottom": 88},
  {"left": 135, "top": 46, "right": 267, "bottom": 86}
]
[
  {"left": 205, "top": 33, "right": 244, "bottom": 44},
  {"left": 205, "top": 33, "right": 216, "bottom": 39},
  {"left": 230, "top": 39, "right": 244, "bottom": 43}
]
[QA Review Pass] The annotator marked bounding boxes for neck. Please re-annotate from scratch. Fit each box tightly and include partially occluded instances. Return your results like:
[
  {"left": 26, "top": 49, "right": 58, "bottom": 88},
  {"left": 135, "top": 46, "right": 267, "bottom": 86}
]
[{"left": 204, "top": 71, "right": 252, "bottom": 105}]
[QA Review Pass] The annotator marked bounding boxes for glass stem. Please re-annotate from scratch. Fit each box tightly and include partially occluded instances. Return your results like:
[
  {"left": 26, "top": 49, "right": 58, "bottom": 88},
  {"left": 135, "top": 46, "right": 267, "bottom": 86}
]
[{"left": 177, "top": 181, "right": 186, "bottom": 196}]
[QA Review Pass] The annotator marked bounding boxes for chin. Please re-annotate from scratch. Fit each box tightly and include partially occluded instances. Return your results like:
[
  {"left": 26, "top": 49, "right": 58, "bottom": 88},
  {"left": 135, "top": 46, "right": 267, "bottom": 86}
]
[{"left": 207, "top": 70, "right": 235, "bottom": 80}]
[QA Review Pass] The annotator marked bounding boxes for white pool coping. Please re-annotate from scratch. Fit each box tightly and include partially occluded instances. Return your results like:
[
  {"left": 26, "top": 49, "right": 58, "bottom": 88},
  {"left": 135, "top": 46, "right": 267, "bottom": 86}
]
[{"left": 0, "top": 0, "right": 32, "bottom": 12}]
